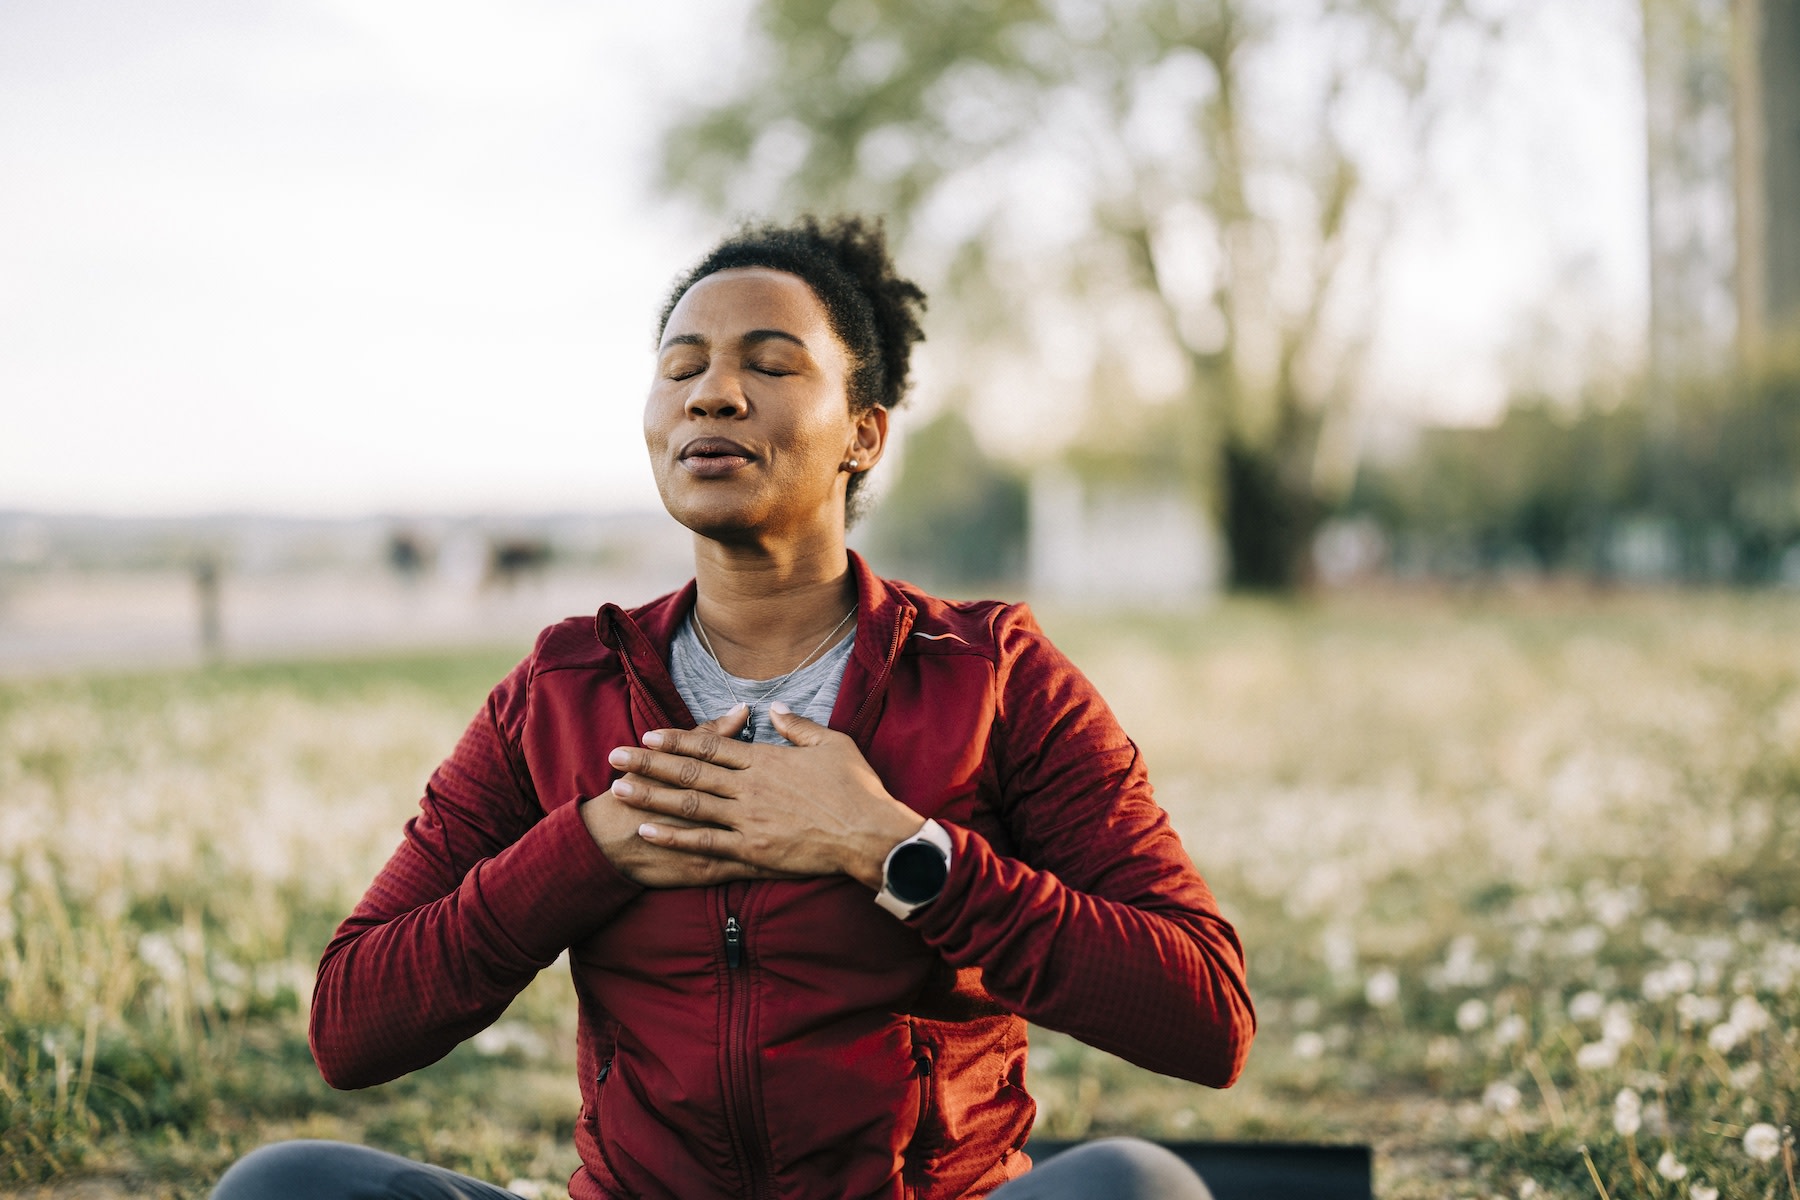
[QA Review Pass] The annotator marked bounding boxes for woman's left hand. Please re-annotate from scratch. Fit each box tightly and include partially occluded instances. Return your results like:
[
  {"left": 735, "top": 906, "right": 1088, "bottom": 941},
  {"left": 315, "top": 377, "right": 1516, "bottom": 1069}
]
[{"left": 607, "top": 703, "right": 924, "bottom": 890}]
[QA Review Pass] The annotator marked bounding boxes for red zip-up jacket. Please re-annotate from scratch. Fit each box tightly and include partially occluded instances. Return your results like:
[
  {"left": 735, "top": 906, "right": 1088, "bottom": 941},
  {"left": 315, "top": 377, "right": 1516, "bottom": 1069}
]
[{"left": 310, "top": 553, "right": 1254, "bottom": 1199}]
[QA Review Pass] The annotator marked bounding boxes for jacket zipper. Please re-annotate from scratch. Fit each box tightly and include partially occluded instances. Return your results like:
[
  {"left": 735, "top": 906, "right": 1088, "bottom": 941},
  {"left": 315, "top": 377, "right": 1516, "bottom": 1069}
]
[
  {"left": 613, "top": 600, "right": 916, "bottom": 1198},
  {"left": 720, "top": 903, "right": 772, "bottom": 1198},
  {"left": 614, "top": 609, "right": 769, "bottom": 1193}
]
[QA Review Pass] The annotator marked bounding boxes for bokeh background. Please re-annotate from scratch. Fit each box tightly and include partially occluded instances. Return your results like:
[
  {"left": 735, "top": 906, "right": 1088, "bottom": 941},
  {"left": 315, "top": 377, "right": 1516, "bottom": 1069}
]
[{"left": 4, "top": 1, "right": 1799, "bottom": 1197}]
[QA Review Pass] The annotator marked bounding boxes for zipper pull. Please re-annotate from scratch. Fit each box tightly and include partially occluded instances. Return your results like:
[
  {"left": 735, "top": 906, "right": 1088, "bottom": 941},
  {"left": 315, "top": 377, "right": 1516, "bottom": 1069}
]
[{"left": 725, "top": 915, "right": 743, "bottom": 969}]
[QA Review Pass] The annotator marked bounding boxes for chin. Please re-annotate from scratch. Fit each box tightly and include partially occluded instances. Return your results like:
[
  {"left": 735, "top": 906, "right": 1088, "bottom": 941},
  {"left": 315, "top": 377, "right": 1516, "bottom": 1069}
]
[{"left": 661, "top": 491, "right": 767, "bottom": 541}]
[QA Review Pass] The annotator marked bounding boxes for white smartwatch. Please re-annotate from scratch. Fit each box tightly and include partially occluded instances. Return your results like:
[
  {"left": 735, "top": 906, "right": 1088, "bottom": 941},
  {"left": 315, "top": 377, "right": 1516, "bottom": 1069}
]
[{"left": 875, "top": 819, "right": 953, "bottom": 919}]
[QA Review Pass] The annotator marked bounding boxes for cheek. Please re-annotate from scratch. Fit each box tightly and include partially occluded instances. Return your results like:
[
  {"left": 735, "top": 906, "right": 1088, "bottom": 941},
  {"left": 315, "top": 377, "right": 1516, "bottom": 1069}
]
[
  {"left": 790, "top": 404, "right": 855, "bottom": 465},
  {"left": 642, "top": 392, "right": 676, "bottom": 451}
]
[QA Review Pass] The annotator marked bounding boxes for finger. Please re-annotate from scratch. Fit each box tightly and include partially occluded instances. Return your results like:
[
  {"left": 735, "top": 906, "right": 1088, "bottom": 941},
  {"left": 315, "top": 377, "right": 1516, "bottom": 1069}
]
[
  {"left": 767, "top": 701, "right": 835, "bottom": 747},
  {"left": 639, "top": 724, "right": 755, "bottom": 769},
  {"left": 695, "top": 703, "right": 750, "bottom": 741},
  {"left": 636, "top": 821, "right": 745, "bottom": 860},
  {"left": 613, "top": 777, "right": 732, "bottom": 826},
  {"left": 609, "top": 745, "right": 739, "bottom": 795}
]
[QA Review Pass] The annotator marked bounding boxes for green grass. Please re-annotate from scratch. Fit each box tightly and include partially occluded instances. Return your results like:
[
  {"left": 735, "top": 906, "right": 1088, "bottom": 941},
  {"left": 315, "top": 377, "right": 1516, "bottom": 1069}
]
[{"left": 4, "top": 593, "right": 1800, "bottom": 1197}]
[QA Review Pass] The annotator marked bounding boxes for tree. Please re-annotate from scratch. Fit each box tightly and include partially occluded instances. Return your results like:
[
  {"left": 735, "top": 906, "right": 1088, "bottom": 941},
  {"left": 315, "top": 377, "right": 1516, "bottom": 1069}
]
[
  {"left": 1734, "top": 0, "right": 1800, "bottom": 370},
  {"left": 861, "top": 408, "right": 1028, "bottom": 588},
  {"left": 661, "top": 0, "right": 1500, "bottom": 588}
]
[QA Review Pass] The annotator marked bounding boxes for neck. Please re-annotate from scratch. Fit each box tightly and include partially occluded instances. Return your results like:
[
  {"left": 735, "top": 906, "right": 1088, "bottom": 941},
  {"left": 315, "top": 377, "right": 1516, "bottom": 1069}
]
[{"left": 689, "top": 534, "right": 857, "bottom": 680}]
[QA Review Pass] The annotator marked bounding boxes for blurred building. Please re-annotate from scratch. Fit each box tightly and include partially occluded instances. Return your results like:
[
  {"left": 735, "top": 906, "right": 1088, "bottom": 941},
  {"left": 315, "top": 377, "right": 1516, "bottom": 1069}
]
[{"left": 1027, "top": 468, "right": 1220, "bottom": 605}]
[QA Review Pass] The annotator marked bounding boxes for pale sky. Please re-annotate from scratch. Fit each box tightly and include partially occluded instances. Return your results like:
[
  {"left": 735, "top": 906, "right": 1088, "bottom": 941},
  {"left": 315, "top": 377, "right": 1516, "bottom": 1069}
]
[{"left": 0, "top": 0, "right": 1648, "bottom": 517}]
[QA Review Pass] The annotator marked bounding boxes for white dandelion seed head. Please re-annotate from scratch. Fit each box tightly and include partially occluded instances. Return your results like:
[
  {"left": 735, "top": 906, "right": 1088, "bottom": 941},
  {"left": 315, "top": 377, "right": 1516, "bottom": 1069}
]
[
  {"left": 1729, "top": 995, "right": 1770, "bottom": 1034},
  {"left": 1483, "top": 1081, "right": 1523, "bottom": 1114},
  {"left": 1569, "top": 990, "right": 1606, "bottom": 1022},
  {"left": 1656, "top": 1151, "right": 1687, "bottom": 1181},
  {"left": 1643, "top": 959, "right": 1697, "bottom": 1002},
  {"left": 1690, "top": 1184, "right": 1718, "bottom": 1200},
  {"left": 1493, "top": 1014, "right": 1527, "bottom": 1046},
  {"left": 137, "top": 931, "right": 185, "bottom": 982},
  {"left": 1456, "top": 999, "right": 1489, "bottom": 1032},
  {"left": 1292, "top": 1031, "right": 1326, "bottom": 1061},
  {"left": 1730, "top": 1062, "right": 1763, "bottom": 1090},
  {"left": 1575, "top": 1040, "right": 1619, "bottom": 1071},
  {"left": 1676, "top": 993, "right": 1722, "bottom": 1027},
  {"left": 1614, "top": 1088, "right": 1642, "bottom": 1115},
  {"left": 1707, "top": 1022, "right": 1741, "bottom": 1053},
  {"left": 1743, "top": 1123, "right": 1781, "bottom": 1163},
  {"left": 1365, "top": 969, "right": 1400, "bottom": 1008},
  {"left": 1613, "top": 1107, "right": 1641, "bottom": 1137},
  {"left": 1601, "top": 1003, "right": 1634, "bottom": 1046}
]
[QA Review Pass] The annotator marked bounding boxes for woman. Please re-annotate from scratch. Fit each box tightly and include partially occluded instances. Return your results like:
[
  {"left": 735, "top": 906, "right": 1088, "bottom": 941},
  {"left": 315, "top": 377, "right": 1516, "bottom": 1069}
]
[{"left": 213, "top": 217, "right": 1254, "bottom": 1199}]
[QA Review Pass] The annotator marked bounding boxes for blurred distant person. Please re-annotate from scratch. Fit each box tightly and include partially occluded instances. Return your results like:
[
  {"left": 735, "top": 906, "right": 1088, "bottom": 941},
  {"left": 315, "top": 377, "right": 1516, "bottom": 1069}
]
[
  {"left": 192, "top": 553, "right": 222, "bottom": 659},
  {"left": 212, "top": 216, "right": 1252, "bottom": 1199}
]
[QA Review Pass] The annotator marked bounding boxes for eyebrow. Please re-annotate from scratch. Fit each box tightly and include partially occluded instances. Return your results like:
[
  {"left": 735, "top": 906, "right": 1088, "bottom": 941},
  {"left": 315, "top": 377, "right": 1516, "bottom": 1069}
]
[{"left": 659, "top": 329, "right": 810, "bottom": 353}]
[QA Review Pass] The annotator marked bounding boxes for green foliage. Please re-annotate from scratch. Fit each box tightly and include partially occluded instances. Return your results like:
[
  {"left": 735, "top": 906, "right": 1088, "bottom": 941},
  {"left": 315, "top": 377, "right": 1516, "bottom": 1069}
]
[
  {"left": 1353, "top": 369, "right": 1800, "bottom": 581},
  {"left": 862, "top": 409, "right": 1027, "bottom": 586}
]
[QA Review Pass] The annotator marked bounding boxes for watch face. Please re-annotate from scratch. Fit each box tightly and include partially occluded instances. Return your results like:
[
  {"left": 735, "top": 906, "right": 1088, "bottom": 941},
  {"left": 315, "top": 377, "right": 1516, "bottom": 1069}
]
[{"left": 887, "top": 840, "right": 949, "bottom": 905}]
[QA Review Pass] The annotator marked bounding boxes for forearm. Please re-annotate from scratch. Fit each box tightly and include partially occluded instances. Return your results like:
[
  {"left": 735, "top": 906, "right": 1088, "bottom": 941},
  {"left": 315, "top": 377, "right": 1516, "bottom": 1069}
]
[
  {"left": 909, "top": 824, "right": 1255, "bottom": 1087},
  {"left": 309, "top": 801, "right": 640, "bottom": 1088}
]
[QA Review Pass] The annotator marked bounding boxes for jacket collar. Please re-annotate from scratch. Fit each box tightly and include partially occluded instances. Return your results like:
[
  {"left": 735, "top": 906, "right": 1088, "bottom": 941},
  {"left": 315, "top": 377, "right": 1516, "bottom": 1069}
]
[{"left": 595, "top": 550, "right": 916, "bottom": 742}]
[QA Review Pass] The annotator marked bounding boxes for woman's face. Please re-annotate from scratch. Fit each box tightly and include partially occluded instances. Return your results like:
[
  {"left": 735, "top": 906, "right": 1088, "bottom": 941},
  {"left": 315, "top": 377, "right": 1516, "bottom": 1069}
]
[{"left": 645, "top": 268, "right": 884, "bottom": 543}]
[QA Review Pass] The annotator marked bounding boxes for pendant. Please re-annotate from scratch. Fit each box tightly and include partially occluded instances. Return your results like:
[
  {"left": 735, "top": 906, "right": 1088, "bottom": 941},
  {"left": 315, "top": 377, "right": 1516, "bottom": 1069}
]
[{"left": 738, "top": 708, "right": 756, "bottom": 742}]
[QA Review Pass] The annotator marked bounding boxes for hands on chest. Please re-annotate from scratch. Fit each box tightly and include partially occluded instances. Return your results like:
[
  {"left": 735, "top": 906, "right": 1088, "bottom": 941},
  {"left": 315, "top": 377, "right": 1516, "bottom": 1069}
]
[{"left": 579, "top": 703, "right": 924, "bottom": 891}]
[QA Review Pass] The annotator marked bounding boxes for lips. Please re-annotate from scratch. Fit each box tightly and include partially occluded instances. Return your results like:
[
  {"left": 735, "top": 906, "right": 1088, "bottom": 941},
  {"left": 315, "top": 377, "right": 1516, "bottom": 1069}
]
[{"left": 678, "top": 436, "right": 756, "bottom": 478}]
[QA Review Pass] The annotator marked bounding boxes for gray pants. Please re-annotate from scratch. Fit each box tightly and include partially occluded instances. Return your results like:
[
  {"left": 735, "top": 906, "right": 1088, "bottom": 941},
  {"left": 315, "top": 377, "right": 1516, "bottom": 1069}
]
[{"left": 211, "top": 1137, "right": 1213, "bottom": 1199}]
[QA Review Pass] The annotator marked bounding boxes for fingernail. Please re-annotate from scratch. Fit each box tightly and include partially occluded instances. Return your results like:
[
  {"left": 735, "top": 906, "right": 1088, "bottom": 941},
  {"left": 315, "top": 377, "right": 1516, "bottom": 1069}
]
[
  {"left": 638, "top": 823, "right": 659, "bottom": 839},
  {"left": 771, "top": 701, "right": 791, "bottom": 716},
  {"left": 643, "top": 731, "right": 665, "bottom": 748},
  {"left": 731, "top": 703, "right": 748, "bottom": 716},
  {"left": 613, "top": 779, "right": 634, "bottom": 797}
]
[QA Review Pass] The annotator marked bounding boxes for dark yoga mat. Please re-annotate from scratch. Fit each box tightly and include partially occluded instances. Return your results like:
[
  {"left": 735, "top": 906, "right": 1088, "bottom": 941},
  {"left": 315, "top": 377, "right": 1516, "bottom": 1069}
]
[{"left": 1023, "top": 1139, "right": 1373, "bottom": 1200}]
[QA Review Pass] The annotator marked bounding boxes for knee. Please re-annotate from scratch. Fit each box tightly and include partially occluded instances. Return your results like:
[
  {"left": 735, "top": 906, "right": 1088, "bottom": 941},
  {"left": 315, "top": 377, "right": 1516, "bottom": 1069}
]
[
  {"left": 1040, "top": 1138, "right": 1215, "bottom": 1200},
  {"left": 211, "top": 1139, "right": 353, "bottom": 1200}
]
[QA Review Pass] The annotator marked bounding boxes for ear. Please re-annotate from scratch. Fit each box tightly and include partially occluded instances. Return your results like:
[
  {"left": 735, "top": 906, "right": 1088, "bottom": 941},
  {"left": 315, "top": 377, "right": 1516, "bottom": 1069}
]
[{"left": 846, "top": 405, "right": 888, "bottom": 473}]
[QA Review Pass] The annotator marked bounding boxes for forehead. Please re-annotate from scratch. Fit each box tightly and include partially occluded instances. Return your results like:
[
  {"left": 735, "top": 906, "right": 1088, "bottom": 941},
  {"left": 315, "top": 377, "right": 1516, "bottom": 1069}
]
[{"left": 661, "top": 267, "right": 835, "bottom": 347}]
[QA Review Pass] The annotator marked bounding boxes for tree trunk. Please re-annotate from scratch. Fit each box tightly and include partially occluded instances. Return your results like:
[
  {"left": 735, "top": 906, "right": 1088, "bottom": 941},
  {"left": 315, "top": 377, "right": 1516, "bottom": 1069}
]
[
  {"left": 1220, "top": 433, "right": 1323, "bottom": 591},
  {"left": 1737, "top": 0, "right": 1800, "bottom": 365}
]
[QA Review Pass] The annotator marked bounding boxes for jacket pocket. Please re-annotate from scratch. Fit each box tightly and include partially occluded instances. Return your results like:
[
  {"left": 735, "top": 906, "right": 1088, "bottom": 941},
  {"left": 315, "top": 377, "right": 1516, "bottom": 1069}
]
[{"left": 904, "top": 1027, "right": 942, "bottom": 1192}]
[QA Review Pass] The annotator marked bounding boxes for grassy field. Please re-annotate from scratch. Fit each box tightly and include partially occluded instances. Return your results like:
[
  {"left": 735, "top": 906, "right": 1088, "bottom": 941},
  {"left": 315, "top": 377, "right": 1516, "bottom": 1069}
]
[{"left": 3, "top": 589, "right": 1798, "bottom": 1198}]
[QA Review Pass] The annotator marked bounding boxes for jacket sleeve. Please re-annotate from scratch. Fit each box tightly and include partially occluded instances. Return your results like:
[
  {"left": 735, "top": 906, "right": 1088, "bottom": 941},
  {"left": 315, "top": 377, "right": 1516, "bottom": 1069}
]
[
  {"left": 906, "top": 607, "right": 1255, "bottom": 1087},
  {"left": 309, "top": 653, "right": 644, "bottom": 1089}
]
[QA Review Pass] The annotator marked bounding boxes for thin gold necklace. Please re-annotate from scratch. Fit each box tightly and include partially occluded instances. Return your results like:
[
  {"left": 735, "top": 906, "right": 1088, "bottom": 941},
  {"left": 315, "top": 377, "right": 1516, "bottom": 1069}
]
[{"left": 690, "top": 606, "right": 856, "bottom": 742}]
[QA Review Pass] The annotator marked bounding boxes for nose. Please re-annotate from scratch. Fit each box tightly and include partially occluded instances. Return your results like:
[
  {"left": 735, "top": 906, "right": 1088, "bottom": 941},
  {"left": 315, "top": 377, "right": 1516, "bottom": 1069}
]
[{"left": 687, "top": 361, "right": 748, "bottom": 419}]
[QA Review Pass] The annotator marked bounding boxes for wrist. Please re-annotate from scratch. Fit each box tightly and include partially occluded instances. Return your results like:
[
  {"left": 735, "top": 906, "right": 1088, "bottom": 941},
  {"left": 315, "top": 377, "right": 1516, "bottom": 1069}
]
[{"left": 849, "top": 808, "right": 927, "bottom": 890}]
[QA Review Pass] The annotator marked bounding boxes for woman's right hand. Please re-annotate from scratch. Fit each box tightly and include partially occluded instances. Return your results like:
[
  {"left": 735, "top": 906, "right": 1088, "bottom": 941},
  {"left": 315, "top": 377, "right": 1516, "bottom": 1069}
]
[{"left": 581, "top": 706, "right": 796, "bottom": 888}]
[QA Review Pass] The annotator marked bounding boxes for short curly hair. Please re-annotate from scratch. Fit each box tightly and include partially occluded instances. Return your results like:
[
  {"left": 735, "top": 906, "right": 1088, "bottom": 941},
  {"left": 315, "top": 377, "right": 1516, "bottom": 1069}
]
[{"left": 656, "top": 214, "right": 927, "bottom": 519}]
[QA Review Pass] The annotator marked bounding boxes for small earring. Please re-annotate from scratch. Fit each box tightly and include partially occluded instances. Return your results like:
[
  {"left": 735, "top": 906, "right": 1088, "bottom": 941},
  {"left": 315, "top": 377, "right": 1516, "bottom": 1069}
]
[{"left": 843, "top": 458, "right": 860, "bottom": 471}]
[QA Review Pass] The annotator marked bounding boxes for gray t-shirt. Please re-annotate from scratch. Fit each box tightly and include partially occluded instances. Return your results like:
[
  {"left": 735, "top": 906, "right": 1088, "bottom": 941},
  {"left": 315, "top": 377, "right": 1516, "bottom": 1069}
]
[{"left": 668, "top": 616, "right": 855, "bottom": 745}]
